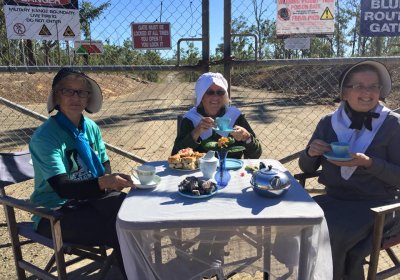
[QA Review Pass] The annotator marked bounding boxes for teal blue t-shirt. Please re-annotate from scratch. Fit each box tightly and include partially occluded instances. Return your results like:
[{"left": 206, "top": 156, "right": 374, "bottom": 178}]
[{"left": 29, "top": 116, "right": 108, "bottom": 229}]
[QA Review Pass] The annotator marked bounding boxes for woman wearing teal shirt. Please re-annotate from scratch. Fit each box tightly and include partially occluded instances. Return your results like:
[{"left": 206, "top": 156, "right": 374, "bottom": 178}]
[{"left": 29, "top": 68, "right": 134, "bottom": 279}]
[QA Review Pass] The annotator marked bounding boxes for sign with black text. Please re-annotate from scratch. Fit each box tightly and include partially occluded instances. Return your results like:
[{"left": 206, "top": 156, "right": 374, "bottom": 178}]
[
  {"left": 4, "top": 0, "right": 80, "bottom": 41},
  {"left": 131, "top": 22, "right": 171, "bottom": 49},
  {"left": 276, "top": 0, "right": 335, "bottom": 37},
  {"left": 360, "top": 1, "right": 400, "bottom": 36}
]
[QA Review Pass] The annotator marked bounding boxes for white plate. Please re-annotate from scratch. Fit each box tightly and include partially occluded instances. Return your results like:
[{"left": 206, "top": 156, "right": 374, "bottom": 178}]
[
  {"left": 323, "top": 151, "right": 352, "bottom": 162},
  {"left": 212, "top": 127, "right": 235, "bottom": 133},
  {"left": 169, "top": 167, "right": 199, "bottom": 172},
  {"left": 178, "top": 189, "right": 217, "bottom": 199},
  {"left": 132, "top": 175, "right": 161, "bottom": 189}
]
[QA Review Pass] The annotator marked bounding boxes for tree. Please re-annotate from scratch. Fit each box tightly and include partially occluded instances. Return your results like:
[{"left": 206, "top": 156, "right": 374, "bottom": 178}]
[
  {"left": 79, "top": 1, "right": 111, "bottom": 40},
  {"left": 250, "top": 0, "right": 270, "bottom": 59},
  {"left": 79, "top": 1, "right": 111, "bottom": 64},
  {"left": 215, "top": 16, "right": 255, "bottom": 60},
  {"left": 333, "top": 0, "right": 351, "bottom": 57}
]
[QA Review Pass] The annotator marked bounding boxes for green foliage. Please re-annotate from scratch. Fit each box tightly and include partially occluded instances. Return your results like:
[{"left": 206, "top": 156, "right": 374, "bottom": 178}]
[
  {"left": 180, "top": 42, "right": 200, "bottom": 82},
  {"left": 201, "top": 137, "right": 245, "bottom": 153},
  {"left": 2, "top": 0, "right": 400, "bottom": 68},
  {"left": 79, "top": 1, "right": 111, "bottom": 40}
]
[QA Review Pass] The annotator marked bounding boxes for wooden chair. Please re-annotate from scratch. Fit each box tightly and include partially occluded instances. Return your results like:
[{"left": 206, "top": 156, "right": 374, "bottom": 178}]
[
  {"left": 293, "top": 169, "right": 400, "bottom": 280},
  {"left": 0, "top": 151, "right": 116, "bottom": 280}
]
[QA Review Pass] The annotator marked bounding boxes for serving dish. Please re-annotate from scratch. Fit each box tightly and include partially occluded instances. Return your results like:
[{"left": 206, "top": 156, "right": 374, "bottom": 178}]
[{"left": 178, "top": 189, "right": 217, "bottom": 199}]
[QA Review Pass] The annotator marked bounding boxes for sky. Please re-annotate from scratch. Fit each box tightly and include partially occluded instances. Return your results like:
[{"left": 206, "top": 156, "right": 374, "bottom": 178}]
[{"left": 88, "top": 0, "right": 253, "bottom": 56}]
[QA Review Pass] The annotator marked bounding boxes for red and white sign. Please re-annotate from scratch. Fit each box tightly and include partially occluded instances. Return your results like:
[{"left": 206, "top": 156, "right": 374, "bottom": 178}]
[
  {"left": 276, "top": 0, "right": 335, "bottom": 37},
  {"left": 131, "top": 22, "right": 171, "bottom": 50},
  {"left": 74, "top": 40, "right": 104, "bottom": 55},
  {"left": 13, "top": 0, "right": 72, "bottom": 6}
]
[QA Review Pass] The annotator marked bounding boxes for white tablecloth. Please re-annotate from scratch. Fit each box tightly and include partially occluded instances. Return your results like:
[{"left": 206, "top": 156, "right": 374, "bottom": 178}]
[{"left": 117, "top": 159, "right": 332, "bottom": 280}]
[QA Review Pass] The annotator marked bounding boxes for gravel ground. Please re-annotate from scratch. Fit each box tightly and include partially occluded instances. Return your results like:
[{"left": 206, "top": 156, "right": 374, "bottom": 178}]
[{"left": 1, "top": 71, "right": 400, "bottom": 279}]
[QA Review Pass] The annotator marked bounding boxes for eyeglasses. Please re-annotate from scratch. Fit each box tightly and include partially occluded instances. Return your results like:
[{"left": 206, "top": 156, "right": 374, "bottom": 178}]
[
  {"left": 59, "top": 88, "right": 90, "bottom": 98},
  {"left": 205, "top": 90, "right": 226, "bottom": 96},
  {"left": 344, "top": 84, "right": 383, "bottom": 93}
]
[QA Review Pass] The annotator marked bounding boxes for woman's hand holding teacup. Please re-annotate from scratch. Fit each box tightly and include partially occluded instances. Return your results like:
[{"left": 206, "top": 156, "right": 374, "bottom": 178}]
[
  {"left": 98, "top": 173, "right": 135, "bottom": 192},
  {"left": 327, "top": 152, "right": 373, "bottom": 168},
  {"left": 191, "top": 117, "right": 215, "bottom": 141},
  {"left": 307, "top": 139, "right": 331, "bottom": 157}
]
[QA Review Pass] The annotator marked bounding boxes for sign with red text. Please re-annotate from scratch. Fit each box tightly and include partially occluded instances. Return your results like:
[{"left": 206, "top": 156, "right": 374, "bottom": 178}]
[
  {"left": 4, "top": 0, "right": 80, "bottom": 41},
  {"left": 131, "top": 22, "right": 171, "bottom": 49},
  {"left": 276, "top": 0, "right": 335, "bottom": 37}
]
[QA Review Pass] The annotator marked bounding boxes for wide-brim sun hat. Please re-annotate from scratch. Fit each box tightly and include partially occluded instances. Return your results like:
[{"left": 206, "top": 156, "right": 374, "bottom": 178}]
[
  {"left": 339, "top": 60, "right": 392, "bottom": 99},
  {"left": 47, "top": 68, "right": 103, "bottom": 113},
  {"left": 195, "top": 72, "right": 228, "bottom": 107}
]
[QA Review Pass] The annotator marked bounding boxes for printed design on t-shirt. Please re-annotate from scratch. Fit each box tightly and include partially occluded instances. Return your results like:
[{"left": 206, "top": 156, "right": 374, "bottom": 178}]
[{"left": 66, "top": 144, "right": 98, "bottom": 180}]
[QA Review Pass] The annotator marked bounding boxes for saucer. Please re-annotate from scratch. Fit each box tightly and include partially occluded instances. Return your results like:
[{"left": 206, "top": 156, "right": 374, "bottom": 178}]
[
  {"left": 323, "top": 151, "right": 352, "bottom": 162},
  {"left": 212, "top": 127, "right": 235, "bottom": 133},
  {"left": 131, "top": 175, "right": 161, "bottom": 189},
  {"left": 225, "top": 158, "right": 243, "bottom": 170}
]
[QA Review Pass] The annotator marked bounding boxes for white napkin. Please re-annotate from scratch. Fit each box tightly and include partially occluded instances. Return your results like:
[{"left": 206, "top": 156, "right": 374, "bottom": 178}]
[
  {"left": 331, "top": 102, "right": 389, "bottom": 180},
  {"left": 184, "top": 106, "right": 242, "bottom": 139}
]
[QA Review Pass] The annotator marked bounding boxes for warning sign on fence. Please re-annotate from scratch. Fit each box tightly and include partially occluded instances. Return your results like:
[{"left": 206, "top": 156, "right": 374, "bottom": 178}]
[
  {"left": 131, "top": 22, "right": 172, "bottom": 50},
  {"left": 4, "top": 0, "right": 80, "bottom": 41},
  {"left": 276, "top": 0, "right": 335, "bottom": 38}
]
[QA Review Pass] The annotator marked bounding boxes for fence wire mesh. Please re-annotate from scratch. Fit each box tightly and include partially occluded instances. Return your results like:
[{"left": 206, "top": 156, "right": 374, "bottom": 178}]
[{"left": 1, "top": 0, "right": 400, "bottom": 279}]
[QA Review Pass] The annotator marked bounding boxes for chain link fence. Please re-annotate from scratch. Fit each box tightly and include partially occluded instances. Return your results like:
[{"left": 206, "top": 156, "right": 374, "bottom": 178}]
[{"left": 1, "top": 0, "right": 400, "bottom": 278}]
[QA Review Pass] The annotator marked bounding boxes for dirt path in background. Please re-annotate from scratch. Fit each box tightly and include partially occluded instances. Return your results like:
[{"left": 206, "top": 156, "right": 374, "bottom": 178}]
[{"left": 1, "top": 72, "right": 398, "bottom": 279}]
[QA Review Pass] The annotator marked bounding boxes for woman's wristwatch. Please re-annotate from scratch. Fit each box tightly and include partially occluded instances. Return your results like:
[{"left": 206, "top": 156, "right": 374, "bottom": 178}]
[{"left": 245, "top": 135, "right": 252, "bottom": 144}]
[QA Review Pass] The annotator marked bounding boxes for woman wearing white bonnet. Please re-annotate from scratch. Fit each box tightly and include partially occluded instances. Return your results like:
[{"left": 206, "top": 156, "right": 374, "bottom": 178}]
[
  {"left": 172, "top": 72, "right": 262, "bottom": 159},
  {"left": 298, "top": 60, "right": 400, "bottom": 279}
]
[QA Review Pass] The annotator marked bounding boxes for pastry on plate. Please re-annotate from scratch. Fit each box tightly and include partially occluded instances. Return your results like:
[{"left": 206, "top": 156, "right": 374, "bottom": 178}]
[
  {"left": 168, "top": 154, "right": 183, "bottom": 169},
  {"left": 181, "top": 156, "right": 197, "bottom": 170},
  {"left": 178, "top": 148, "right": 194, "bottom": 157}
]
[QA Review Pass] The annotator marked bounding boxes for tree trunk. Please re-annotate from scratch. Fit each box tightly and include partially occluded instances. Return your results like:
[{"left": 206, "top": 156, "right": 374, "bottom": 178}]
[{"left": 26, "top": 40, "right": 36, "bottom": 66}]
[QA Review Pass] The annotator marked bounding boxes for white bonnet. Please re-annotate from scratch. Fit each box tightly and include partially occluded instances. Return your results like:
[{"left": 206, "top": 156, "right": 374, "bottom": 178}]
[{"left": 195, "top": 72, "right": 228, "bottom": 107}]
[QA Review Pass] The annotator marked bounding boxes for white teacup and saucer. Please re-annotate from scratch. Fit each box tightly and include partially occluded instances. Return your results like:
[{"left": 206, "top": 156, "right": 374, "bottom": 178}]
[{"left": 132, "top": 165, "right": 161, "bottom": 189}]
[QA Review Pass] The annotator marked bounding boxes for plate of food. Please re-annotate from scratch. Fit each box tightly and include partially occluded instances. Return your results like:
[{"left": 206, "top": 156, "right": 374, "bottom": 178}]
[
  {"left": 178, "top": 176, "right": 217, "bottom": 199},
  {"left": 168, "top": 148, "right": 205, "bottom": 171}
]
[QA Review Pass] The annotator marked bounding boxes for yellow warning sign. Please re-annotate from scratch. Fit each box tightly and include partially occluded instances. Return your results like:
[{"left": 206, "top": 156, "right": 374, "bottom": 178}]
[
  {"left": 39, "top": 25, "right": 51, "bottom": 36},
  {"left": 63, "top": 26, "right": 75, "bottom": 37},
  {"left": 321, "top": 7, "right": 334, "bottom": 20}
]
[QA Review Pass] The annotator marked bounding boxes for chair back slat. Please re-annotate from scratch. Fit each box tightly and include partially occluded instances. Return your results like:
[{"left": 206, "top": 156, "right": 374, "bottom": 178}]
[{"left": 0, "top": 151, "right": 34, "bottom": 190}]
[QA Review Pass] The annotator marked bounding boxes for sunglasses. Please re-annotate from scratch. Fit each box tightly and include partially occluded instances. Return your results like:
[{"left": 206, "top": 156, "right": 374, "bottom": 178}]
[{"left": 205, "top": 90, "right": 226, "bottom": 96}]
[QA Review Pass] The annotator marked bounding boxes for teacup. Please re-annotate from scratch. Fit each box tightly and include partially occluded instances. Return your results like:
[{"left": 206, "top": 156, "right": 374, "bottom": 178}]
[
  {"left": 132, "top": 165, "right": 156, "bottom": 185},
  {"left": 330, "top": 142, "right": 350, "bottom": 156},
  {"left": 215, "top": 117, "right": 231, "bottom": 131}
]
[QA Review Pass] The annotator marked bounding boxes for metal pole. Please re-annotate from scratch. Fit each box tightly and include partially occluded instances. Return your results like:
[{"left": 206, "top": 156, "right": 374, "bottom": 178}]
[
  {"left": 202, "top": 0, "right": 210, "bottom": 73},
  {"left": 223, "top": 0, "right": 232, "bottom": 97}
]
